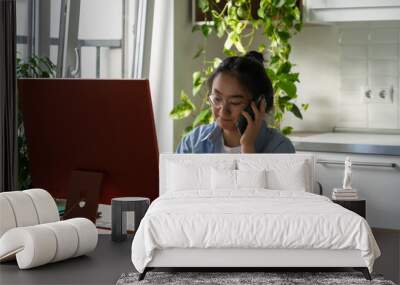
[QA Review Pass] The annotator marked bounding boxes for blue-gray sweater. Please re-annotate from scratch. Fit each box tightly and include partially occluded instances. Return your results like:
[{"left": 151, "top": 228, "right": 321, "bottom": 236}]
[{"left": 176, "top": 121, "right": 295, "bottom": 153}]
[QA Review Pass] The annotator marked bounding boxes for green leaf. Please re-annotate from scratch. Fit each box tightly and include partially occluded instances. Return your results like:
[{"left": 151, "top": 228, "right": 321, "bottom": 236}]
[
  {"left": 301, "top": 103, "right": 309, "bottom": 111},
  {"left": 192, "top": 72, "right": 205, "bottom": 95},
  {"left": 286, "top": 72, "right": 300, "bottom": 82},
  {"left": 227, "top": 5, "right": 237, "bottom": 18},
  {"left": 257, "top": 43, "right": 266, "bottom": 53},
  {"left": 259, "top": 0, "right": 269, "bottom": 10},
  {"left": 290, "top": 103, "right": 303, "bottom": 119},
  {"left": 215, "top": 20, "right": 226, "bottom": 38},
  {"left": 201, "top": 24, "right": 212, "bottom": 37},
  {"left": 223, "top": 48, "right": 236, "bottom": 56},
  {"left": 294, "top": 23, "right": 302, "bottom": 32},
  {"left": 277, "top": 79, "right": 296, "bottom": 98},
  {"left": 277, "top": 31, "right": 290, "bottom": 41},
  {"left": 235, "top": 22, "right": 246, "bottom": 34},
  {"left": 205, "top": 65, "right": 214, "bottom": 76},
  {"left": 279, "top": 95, "right": 292, "bottom": 104},
  {"left": 211, "top": 10, "right": 220, "bottom": 19},
  {"left": 192, "top": 25, "right": 201, "bottom": 33},
  {"left": 275, "top": 0, "right": 286, "bottom": 8},
  {"left": 224, "top": 33, "right": 234, "bottom": 50},
  {"left": 274, "top": 111, "right": 283, "bottom": 123},
  {"left": 282, "top": 126, "right": 293, "bottom": 135},
  {"left": 234, "top": 40, "right": 245, "bottom": 54},
  {"left": 193, "top": 72, "right": 201, "bottom": 85},
  {"left": 257, "top": 7, "right": 265, "bottom": 19},
  {"left": 198, "top": 0, "right": 209, "bottom": 12},
  {"left": 276, "top": 62, "right": 291, "bottom": 75},
  {"left": 193, "top": 108, "right": 212, "bottom": 127},
  {"left": 293, "top": 7, "right": 301, "bottom": 21},
  {"left": 169, "top": 91, "right": 196, "bottom": 120},
  {"left": 252, "top": 19, "right": 262, "bottom": 29},
  {"left": 266, "top": 68, "right": 276, "bottom": 80},
  {"left": 237, "top": 7, "right": 249, "bottom": 19},
  {"left": 263, "top": 18, "right": 273, "bottom": 37},
  {"left": 213, "top": 57, "right": 222, "bottom": 68},
  {"left": 193, "top": 47, "right": 205, "bottom": 59}
]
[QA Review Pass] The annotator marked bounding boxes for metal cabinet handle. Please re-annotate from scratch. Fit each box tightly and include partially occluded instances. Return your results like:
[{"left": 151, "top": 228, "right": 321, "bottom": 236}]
[{"left": 317, "top": 159, "right": 397, "bottom": 168}]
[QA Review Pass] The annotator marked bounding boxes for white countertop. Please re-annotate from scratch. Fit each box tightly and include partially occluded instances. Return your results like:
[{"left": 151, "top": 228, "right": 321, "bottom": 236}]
[{"left": 289, "top": 132, "right": 400, "bottom": 146}]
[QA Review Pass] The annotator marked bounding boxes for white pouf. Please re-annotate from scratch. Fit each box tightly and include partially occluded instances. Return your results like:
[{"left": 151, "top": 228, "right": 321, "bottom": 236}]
[
  {"left": 42, "top": 221, "right": 79, "bottom": 262},
  {"left": 0, "top": 189, "right": 98, "bottom": 269},
  {"left": 24, "top": 188, "right": 60, "bottom": 224},
  {"left": 0, "top": 218, "right": 98, "bottom": 269},
  {"left": 0, "top": 196, "right": 17, "bottom": 237},
  {"left": 1, "top": 191, "right": 39, "bottom": 227}
]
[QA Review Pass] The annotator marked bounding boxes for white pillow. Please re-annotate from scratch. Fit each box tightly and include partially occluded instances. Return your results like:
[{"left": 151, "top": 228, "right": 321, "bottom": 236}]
[
  {"left": 236, "top": 169, "right": 267, "bottom": 189},
  {"left": 211, "top": 168, "right": 236, "bottom": 190},
  {"left": 167, "top": 159, "right": 235, "bottom": 191},
  {"left": 167, "top": 162, "right": 210, "bottom": 191},
  {"left": 237, "top": 157, "right": 311, "bottom": 192},
  {"left": 266, "top": 162, "right": 309, "bottom": 191},
  {"left": 211, "top": 169, "right": 267, "bottom": 190}
]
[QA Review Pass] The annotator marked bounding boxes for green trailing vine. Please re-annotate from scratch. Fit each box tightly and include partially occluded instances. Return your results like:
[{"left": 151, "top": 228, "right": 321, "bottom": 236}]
[
  {"left": 170, "top": 0, "right": 308, "bottom": 137},
  {"left": 16, "top": 55, "right": 56, "bottom": 190}
]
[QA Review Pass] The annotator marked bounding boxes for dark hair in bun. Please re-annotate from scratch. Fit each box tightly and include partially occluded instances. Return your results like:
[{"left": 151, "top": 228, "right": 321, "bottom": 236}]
[
  {"left": 207, "top": 50, "right": 273, "bottom": 113},
  {"left": 245, "top": 51, "right": 264, "bottom": 65}
]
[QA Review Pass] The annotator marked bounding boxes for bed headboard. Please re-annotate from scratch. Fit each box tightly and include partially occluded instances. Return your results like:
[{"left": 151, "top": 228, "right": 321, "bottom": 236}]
[{"left": 159, "top": 153, "right": 315, "bottom": 196}]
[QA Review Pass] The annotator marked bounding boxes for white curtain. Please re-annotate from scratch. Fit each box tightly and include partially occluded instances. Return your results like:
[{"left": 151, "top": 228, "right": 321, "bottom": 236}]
[{"left": 148, "top": 0, "right": 174, "bottom": 153}]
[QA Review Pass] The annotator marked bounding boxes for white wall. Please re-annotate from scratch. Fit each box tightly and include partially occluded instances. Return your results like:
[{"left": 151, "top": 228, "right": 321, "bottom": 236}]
[
  {"left": 283, "top": 25, "right": 341, "bottom": 132},
  {"left": 336, "top": 22, "right": 400, "bottom": 130}
]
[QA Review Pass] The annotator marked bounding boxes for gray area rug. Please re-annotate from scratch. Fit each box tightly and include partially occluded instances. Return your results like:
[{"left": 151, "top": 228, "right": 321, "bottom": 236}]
[{"left": 116, "top": 272, "right": 396, "bottom": 285}]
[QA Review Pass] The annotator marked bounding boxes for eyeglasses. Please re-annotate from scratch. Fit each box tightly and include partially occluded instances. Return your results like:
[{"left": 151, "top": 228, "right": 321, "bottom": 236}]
[{"left": 208, "top": 94, "right": 248, "bottom": 109}]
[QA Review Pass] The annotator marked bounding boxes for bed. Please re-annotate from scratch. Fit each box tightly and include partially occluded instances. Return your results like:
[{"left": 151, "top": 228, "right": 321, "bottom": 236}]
[{"left": 131, "top": 154, "right": 380, "bottom": 281}]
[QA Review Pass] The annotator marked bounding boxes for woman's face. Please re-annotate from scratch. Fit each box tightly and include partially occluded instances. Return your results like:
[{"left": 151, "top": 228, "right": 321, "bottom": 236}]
[{"left": 210, "top": 72, "right": 251, "bottom": 131}]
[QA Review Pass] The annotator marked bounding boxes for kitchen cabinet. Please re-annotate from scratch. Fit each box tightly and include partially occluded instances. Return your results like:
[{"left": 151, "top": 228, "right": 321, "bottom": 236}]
[
  {"left": 299, "top": 151, "right": 400, "bottom": 230},
  {"left": 192, "top": 0, "right": 302, "bottom": 24},
  {"left": 303, "top": 0, "right": 400, "bottom": 23}
]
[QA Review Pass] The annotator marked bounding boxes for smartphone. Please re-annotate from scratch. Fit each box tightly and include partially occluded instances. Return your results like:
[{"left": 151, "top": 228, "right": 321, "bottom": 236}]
[{"left": 236, "top": 96, "right": 264, "bottom": 135}]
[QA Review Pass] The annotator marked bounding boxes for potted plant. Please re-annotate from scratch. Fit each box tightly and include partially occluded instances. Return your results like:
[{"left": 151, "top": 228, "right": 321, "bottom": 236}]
[
  {"left": 170, "top": 0, "right": 308, "bottom": 137},
  {"left": 16, "top": 55, "right": 56, "bottom": 189}
]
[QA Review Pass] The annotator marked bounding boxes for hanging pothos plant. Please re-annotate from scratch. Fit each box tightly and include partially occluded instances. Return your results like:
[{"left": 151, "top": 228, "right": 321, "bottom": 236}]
[
  {"left": 16, "top": 55, "right": 56, "bottom": 190},
  {"left": 170, "top": 0, "right": 308, "bottom": 137}
]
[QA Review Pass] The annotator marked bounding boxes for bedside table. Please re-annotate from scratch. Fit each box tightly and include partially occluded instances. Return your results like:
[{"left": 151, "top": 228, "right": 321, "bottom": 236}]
[
  {"left": 332, "top": 199, "right": 366, "bottom": 218},
  {"left": 111, "top": 197, "right": 150, "bottom": 242}
]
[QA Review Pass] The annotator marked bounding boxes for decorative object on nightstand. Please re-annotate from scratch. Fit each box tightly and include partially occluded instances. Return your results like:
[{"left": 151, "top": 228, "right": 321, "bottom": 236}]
[
  {"left": 332, "top": 199, "right": 366, "bottom": 218},
  {"left": 111, "top": 197, "right": 150, "bottom": 242},
  {"left": 332, "top": 156, "right": 359, "bottom": 200}
]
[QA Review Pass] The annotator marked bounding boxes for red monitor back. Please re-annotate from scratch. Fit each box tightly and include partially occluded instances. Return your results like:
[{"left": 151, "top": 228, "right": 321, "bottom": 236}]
[{"left": 18, "top": 79, "right": 159, "bottom": 204}]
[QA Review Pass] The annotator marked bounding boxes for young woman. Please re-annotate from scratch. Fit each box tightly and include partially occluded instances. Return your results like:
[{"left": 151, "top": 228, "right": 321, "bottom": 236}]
[{"left": 176, "top": 51, "right": 295, "bottom": 154}]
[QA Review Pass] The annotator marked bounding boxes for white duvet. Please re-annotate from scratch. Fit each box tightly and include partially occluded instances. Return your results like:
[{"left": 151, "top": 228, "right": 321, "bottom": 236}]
[{"left": 131, "top": 190, "right": 380, "bottom": 273}]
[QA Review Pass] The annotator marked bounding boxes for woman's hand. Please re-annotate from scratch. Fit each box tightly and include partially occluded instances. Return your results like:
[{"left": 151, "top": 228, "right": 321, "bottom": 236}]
[{"left": 239, "top": 98, "right": 266, "bottom": 153}]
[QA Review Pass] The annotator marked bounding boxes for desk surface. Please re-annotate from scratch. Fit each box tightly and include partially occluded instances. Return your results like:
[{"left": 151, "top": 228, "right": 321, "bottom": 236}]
[{"left": 0, "top": 235, "right": 134, "bottom": 285}]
